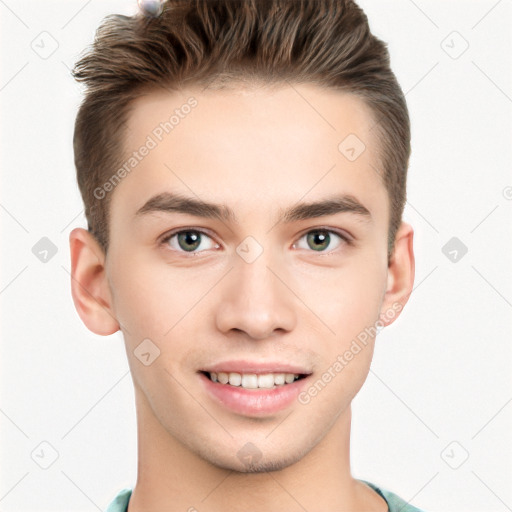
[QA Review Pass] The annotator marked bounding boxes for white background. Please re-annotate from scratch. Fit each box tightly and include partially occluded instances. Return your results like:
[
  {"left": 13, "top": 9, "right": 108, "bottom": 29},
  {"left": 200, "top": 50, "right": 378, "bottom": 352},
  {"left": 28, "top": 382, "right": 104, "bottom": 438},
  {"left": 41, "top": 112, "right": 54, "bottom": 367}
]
[{"left": 1, "top": 1, "right": 511, "bottom": 511}]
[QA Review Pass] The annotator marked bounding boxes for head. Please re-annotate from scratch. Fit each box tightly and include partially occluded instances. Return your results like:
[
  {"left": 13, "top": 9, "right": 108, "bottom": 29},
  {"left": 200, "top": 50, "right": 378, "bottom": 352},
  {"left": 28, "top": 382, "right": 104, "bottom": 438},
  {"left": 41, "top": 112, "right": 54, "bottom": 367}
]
[{"left": 70, "top": 0, "right": 414, "bottom": 473}]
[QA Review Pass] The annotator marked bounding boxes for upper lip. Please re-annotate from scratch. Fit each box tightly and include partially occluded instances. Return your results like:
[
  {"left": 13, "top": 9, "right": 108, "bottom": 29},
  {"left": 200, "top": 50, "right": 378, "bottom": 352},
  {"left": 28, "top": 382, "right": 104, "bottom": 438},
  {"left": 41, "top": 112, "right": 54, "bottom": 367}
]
[{"left": 200, "top": 360, "right": 312, "bottom": 375}]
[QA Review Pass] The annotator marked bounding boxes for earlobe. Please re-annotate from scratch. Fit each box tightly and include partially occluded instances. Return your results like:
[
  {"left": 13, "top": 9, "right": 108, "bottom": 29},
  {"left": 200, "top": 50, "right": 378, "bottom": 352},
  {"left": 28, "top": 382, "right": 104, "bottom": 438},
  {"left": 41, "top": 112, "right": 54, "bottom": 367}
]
[
  {"left": 379, "top": 222, "right": 415, "bottom": 327},
  {"left": 68, "top": 227, "right": 120, "bottom": 336}
]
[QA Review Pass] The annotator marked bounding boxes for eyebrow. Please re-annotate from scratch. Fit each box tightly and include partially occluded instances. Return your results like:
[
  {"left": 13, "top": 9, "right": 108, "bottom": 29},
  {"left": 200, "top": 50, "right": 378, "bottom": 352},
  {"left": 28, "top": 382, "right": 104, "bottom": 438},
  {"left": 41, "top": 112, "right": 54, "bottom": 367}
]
[{"left": 134, "top": 191, "right": 371, "bottom": 224}]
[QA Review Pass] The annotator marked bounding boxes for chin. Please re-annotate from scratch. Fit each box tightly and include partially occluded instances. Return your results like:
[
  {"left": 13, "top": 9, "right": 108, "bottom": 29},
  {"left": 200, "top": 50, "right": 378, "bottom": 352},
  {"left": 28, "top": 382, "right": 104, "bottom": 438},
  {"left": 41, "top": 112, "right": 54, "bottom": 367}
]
[{"left": 198, "top": 441, "right": 311, "bottom": 474}]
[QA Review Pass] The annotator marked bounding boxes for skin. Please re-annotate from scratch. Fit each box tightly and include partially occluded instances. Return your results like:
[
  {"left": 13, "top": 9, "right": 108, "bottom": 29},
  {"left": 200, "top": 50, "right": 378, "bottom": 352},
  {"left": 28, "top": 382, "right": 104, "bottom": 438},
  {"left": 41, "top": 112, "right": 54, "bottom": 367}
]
[{"left": 69, "top": 83, "right": 414, "bottom": 512}]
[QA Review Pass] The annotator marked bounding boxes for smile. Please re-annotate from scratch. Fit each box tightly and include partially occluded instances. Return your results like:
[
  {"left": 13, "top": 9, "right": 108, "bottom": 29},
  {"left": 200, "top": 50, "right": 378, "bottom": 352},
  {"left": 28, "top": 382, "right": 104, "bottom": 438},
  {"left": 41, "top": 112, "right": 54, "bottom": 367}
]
[
  {"left": 204, "top": 371, "right": 305, "bottom": 389},
  {"left": 199, "top": 371, "right": 312, "bottom": 416}
]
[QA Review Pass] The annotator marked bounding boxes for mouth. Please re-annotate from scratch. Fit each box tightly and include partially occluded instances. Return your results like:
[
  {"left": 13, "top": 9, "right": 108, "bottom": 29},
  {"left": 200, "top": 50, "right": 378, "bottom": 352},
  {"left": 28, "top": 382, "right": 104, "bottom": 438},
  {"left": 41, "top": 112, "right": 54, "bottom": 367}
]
[
  {"left": 200, "top": 370, "right": 309, "bottom": 390},
  {"left": 198, "top": 369, "right": 312, "bottom": 416}
]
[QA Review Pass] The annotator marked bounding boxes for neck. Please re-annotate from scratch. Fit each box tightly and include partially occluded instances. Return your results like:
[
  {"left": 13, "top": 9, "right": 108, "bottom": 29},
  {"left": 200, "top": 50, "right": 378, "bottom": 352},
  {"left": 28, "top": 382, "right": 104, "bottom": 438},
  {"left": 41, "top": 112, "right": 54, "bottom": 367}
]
[{"left": 127, "top": 388, "right": 385, "bottom": 512}]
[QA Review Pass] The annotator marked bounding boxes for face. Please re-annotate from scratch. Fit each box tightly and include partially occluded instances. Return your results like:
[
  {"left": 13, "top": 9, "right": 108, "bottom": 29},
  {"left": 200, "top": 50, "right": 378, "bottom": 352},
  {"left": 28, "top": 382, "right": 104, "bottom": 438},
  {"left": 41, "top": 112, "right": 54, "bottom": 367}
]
[{"left": 99, "top": 83, "right": 402, "bottom": 472}]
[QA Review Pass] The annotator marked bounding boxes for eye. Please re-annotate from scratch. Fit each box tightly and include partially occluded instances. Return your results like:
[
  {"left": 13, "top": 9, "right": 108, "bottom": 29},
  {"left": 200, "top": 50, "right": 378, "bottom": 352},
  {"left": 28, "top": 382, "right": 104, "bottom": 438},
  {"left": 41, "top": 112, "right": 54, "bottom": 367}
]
[
  {"left": 293, "top": 229, "right": 349, "bottom": 253},
  {"left": 161, "top": 229, "right": 219, "bottom": 254},
  {"left": 160, "top": 227, "right": 350, "bottom": 255}
]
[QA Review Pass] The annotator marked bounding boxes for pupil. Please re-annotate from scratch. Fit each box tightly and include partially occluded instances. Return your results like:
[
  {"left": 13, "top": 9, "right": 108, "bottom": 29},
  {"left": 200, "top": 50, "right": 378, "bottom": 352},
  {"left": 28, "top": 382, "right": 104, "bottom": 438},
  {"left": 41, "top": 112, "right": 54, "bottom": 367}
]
[
  {"left": 307, "top": 231, "right": 329, "bottom": 251},
  {"left": 178, "top": 231, "right": 201, "bottom": 251}
]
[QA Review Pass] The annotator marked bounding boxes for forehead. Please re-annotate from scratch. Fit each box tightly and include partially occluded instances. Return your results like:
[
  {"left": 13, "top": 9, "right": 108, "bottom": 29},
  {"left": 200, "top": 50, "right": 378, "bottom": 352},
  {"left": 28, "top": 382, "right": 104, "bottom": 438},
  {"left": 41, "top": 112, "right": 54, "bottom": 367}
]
[{"left": 110, "top": 83, "right": 386, "bottom": 226}]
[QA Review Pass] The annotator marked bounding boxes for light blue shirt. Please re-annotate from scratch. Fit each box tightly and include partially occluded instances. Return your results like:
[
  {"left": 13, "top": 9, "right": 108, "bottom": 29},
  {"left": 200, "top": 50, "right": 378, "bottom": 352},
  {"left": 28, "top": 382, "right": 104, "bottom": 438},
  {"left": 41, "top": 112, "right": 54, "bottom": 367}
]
[{"left": 106, "top": 479, "right": 426, "bottom": 511}]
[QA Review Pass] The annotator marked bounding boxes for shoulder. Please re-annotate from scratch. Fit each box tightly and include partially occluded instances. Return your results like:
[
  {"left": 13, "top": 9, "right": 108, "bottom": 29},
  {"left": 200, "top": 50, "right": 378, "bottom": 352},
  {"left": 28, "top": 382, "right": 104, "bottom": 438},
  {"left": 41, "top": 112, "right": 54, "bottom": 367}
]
[
  {"left": 358, "top": 479, "right": 427, "bottom": 512},
  {"left": 105, "top": 488, "right": 132, "bottom": 512}
]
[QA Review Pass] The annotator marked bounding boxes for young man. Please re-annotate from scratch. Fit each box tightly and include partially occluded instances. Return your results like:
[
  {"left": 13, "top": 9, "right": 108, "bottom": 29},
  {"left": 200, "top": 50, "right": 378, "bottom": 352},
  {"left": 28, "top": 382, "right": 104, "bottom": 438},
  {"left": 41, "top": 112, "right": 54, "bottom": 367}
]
[{"left": 69, "top": 0, "right": 421, "bottom": 510}]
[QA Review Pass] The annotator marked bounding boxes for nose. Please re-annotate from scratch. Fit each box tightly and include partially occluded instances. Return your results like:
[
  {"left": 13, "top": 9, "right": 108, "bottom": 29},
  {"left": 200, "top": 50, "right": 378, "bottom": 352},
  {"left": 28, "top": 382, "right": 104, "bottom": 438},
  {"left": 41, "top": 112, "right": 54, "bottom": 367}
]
[{"left": 215, "top": 250, "right": 297, "bottom": 340}]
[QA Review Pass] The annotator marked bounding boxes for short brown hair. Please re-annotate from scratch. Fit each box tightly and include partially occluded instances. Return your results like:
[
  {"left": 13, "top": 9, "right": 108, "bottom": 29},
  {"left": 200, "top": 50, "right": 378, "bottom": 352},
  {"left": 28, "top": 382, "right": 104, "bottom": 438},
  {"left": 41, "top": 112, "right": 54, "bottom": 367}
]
[{"left": 72, "top": 0, "right": 410, "bottom": 257}]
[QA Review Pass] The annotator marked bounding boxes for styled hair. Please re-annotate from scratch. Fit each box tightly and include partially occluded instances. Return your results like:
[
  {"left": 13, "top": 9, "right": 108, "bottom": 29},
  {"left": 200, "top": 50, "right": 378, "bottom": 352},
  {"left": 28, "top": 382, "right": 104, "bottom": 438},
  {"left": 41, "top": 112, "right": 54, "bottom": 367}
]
[{"left": 72, "top": 0, "right": 410, "bottom": 257}]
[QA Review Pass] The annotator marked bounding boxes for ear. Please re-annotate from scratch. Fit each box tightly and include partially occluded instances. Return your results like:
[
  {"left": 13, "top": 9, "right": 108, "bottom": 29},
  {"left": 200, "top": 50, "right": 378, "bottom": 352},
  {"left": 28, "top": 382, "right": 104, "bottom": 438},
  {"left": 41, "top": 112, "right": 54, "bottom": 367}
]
[
  {"left": 379, "top": 222, "right": 415, "bottom": 327},
  {"left": 68, "top": 227, "right": 120, "bottom": 336}
]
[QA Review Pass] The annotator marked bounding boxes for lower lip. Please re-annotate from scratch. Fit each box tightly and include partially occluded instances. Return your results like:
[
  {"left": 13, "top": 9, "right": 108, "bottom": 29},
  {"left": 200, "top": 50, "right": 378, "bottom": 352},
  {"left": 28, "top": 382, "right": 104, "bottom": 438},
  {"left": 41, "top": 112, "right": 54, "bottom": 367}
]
[{"left": 199, "top": 372, "right": 311, "bottom": 417}]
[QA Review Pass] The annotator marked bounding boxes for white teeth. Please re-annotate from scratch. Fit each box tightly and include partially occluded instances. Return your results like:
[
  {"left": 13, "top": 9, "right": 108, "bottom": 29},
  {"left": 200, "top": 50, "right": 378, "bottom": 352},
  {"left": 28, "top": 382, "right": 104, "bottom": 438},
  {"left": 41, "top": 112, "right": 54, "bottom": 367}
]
[
  {"left": 217, "top": 372, "right": 229, "bottom": 384},
  {"left": 228, "top": 372, "right": 241, "bottom": 386},
  {"left": 241, "top": 374, "right": 258, "bottom": 389},
  {"left": 207, "top": 371, "right": 302, "bottom": 389},
  {"left": 285, "top": 373, "right": 296, "bottom": 384},
  {"left": 257, "top": 374, "right": 275, "bottom": 389},
  {"left": 274, "top": 373, "right": 285, "bottom": 385}
]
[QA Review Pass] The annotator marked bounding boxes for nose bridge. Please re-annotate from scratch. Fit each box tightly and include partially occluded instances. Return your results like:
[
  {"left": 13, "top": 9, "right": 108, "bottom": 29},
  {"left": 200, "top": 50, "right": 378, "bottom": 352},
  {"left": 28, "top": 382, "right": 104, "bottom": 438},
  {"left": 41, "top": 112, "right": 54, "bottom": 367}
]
[
  {"left": 235, "top": 234, "right": 279, "bottom": 294},
  {"left": 215, "top": 238, "right": 296, "bottom": 338},
  {"left": 238, "top": 246, "right": 276, "bottom": 298}
]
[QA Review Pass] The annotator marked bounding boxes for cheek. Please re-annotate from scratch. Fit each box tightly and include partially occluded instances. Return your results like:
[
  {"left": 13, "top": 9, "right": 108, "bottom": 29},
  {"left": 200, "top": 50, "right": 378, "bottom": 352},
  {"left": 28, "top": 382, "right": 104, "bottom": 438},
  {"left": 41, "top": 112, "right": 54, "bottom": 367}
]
[
  {"left": 108, "top": 253, "right": 212, "bottom": 389},
  {"left": 295, "top": 254, "right": 386, "bottom": 343},
  {"left": 299, "top": 264, "right": 383, "bottom": 413},
  {"left": 107, "top": 252, "right": 182, "bottom": 341}
]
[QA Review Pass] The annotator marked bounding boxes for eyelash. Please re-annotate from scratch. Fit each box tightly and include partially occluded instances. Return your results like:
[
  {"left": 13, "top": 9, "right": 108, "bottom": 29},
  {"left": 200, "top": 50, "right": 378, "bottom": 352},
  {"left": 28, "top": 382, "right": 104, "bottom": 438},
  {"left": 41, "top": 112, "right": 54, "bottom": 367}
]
[{"left": 159, "top": 227, "right": 352, "bottom": 255}]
